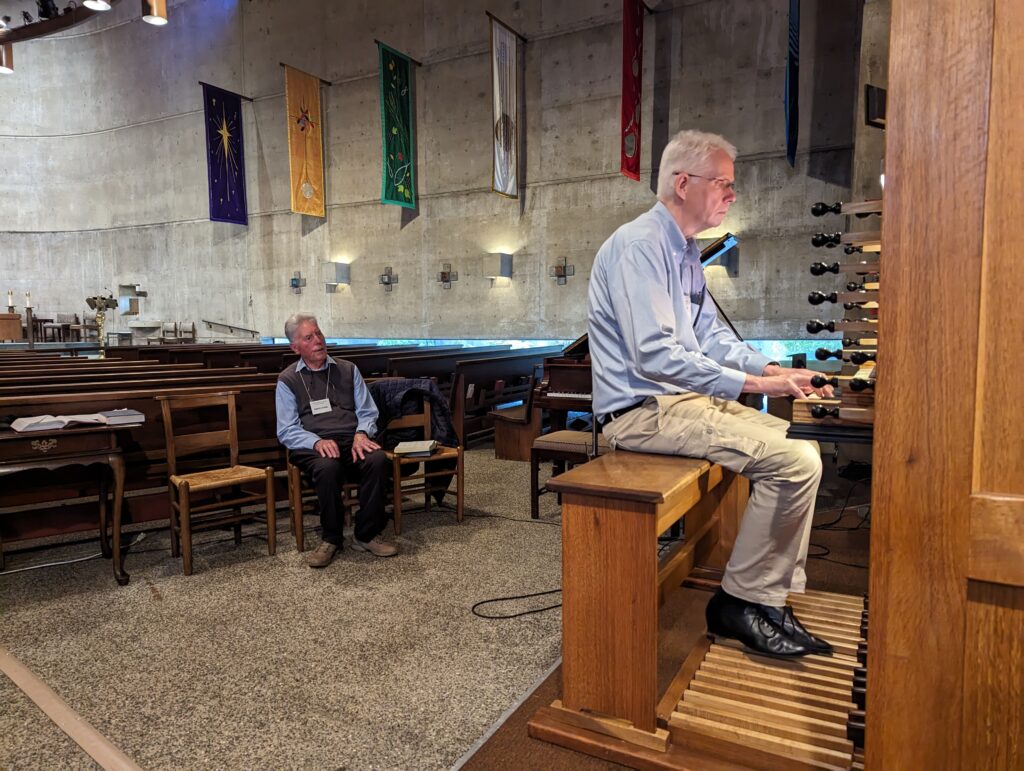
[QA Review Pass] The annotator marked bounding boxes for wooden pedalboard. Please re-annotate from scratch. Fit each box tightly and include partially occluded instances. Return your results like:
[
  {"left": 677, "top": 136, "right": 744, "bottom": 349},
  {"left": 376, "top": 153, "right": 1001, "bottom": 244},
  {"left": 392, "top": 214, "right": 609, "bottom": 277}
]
[{"left": 530, "top": 590, "right": 866, "bottom": 771}]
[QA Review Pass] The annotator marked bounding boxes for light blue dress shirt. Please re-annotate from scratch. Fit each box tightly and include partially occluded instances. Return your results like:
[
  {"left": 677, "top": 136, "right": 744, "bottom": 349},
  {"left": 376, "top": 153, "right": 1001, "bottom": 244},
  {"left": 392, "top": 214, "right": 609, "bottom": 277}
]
[
  {"left": 588, "top": 201, "right": 771, "bottom": 420},
  {"left": 275, "top": 356, "right": 379, "bottom": 450}
]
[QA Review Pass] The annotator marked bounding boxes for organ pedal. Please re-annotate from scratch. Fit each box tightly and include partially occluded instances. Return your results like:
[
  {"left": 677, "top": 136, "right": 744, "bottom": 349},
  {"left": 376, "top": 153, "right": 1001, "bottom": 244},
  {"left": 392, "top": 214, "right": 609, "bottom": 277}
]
[{"left": 669, "top": 591, "right": 867, "bottom": 770}]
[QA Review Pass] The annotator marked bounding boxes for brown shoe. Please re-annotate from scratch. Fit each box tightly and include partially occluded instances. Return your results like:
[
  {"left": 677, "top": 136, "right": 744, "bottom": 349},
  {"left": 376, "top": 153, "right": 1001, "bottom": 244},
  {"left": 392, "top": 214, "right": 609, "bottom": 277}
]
[
  {"left": 351, "top": 534, "right": 399, "bottom": 558},
  {"left": 305, "top": 540, "right": 339, "bottom": 568}
]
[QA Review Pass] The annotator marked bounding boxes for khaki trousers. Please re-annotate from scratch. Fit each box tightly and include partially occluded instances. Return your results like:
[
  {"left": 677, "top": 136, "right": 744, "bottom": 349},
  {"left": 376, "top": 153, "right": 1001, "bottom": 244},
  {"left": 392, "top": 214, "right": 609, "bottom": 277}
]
[{"left": 602, "top": 394, "right": 822, "bottom": 606}]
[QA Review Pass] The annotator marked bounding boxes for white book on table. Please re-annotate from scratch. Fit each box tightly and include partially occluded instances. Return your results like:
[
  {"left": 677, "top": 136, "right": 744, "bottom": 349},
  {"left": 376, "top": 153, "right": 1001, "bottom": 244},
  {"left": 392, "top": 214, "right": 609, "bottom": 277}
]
[{"left": 11, "top": 410, "right": 146, "bottom": 433}]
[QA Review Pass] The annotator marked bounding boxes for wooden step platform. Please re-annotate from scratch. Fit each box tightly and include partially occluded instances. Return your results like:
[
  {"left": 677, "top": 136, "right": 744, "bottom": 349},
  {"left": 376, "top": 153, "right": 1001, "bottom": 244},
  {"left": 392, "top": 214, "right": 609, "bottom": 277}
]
[{"left": 668, "top": 590, "right": 865, "bottom": 770}]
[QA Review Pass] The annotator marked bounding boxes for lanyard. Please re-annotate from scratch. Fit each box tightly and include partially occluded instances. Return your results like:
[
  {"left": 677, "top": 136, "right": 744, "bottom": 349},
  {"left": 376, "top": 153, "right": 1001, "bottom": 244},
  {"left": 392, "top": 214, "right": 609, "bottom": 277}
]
[{"left": 300, "top": 361, "right": 334, "bottom": 406}]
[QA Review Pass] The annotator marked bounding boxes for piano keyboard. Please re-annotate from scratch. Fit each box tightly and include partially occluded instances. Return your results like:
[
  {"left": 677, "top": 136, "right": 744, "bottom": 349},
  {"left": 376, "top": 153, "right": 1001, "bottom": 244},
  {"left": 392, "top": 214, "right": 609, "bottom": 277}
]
[
  {"left": 546, "top": 391, "right": 592, "bottom": 400},
  {"left": 670, "top": 590, "right": 866, "bottom": 770}
]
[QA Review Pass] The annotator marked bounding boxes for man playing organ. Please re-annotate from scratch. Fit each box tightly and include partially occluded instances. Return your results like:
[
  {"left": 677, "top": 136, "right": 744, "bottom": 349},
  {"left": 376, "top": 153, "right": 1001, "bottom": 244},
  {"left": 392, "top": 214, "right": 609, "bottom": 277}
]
[
  {"left": 276, "top": 313, "right": 399, "bottom": 567},
  {"left": 587, "top": 130, "right": 834, "bottom": 658}
]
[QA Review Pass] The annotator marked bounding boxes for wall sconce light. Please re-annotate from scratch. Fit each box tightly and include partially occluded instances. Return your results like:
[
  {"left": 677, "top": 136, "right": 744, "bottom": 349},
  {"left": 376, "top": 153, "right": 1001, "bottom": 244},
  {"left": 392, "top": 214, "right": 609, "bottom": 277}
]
[
  {"left": 549, "top": 257, "right": 575, "bottom": 285},
  {"left": 141, "top": 0, "right": 168, "bottom": 25},
  {"left": 325, "top": 262, "right": 351, "bottom": 293},
  {"left": 0, "top": 43, "right": 13, "bottom": 75},
  {"left": 436, "top": 263, "right": 458, "bottom": 290},
  {"left": 483, "top": 252, "right": 513, "bottom": 283},
  {"left": 379, "top": 266, "right": 398, "bottom": 292}
]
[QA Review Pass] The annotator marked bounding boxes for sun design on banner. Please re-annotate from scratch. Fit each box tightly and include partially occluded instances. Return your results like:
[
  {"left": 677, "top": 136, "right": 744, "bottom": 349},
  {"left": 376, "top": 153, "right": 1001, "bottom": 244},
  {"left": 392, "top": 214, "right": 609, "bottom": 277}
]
[
  {"left": 210, "top": 102, "right": 241, "bottom": 202},
  {"left": 291, "top": 103, "right": 317, "bottom": 199}
]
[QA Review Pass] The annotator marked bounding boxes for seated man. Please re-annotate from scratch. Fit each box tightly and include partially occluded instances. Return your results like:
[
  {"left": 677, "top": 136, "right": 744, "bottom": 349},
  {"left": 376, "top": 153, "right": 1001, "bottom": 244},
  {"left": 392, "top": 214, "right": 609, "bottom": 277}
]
[
  {"left": 588, "top": 130, "right": 834, "bottom": 658},
  {"left": 276, "top": 313, "right": 398, "bottom": 567}
]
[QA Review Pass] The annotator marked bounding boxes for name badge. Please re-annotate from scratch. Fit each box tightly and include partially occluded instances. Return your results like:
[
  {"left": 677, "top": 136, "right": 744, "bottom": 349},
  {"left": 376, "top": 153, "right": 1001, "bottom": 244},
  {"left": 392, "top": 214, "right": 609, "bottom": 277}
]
[{"left": 309, "top": 398, "right": 332, "bottom": 415}]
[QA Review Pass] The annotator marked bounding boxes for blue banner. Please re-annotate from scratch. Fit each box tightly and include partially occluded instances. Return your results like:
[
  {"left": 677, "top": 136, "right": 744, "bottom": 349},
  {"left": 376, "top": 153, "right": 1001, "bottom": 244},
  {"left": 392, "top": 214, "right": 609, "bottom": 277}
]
[
  {"left": 202, "top": 82, "right": 248, "bottom": 225},
  {"left": 785, "top": 0, "right": 800, "bottom": 168}
]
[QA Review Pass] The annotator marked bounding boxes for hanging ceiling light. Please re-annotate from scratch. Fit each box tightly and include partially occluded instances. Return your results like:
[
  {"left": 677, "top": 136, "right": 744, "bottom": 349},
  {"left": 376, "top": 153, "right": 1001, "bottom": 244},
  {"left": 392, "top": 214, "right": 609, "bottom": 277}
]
[
  {"left": 83, "top": 0, "right": 113, "bottom": 10},
  {"left": 141, "top": 0, "right": 168, "bottom": 26},
  {"left": 0, "top": 44, "right": 13, "bottom": 75}
]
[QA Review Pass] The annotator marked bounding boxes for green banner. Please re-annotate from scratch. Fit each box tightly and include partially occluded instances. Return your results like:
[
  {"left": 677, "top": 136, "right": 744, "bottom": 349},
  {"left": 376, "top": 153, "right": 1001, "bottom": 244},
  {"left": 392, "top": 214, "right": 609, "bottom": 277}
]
[{"left": 379, "top": 43, "right": 416, "bottom": 208}]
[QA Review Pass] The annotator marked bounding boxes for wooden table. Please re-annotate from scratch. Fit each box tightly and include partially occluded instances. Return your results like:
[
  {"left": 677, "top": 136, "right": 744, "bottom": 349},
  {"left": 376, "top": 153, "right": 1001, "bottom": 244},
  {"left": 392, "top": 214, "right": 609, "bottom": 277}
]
[
  {"left": 0, "top": 425, "right": 129, "bottom": 585},
  {"left": 0, "top": 313, "right": 23, "bottom": 341}
]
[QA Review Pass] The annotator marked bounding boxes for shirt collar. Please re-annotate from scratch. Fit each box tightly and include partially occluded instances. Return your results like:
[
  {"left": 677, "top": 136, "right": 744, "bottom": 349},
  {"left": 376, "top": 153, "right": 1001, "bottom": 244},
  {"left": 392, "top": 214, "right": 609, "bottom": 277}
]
[
  {"left": 296, "top": 355, "right": 335, "bottom": 373},
  {"left": 651, "top": 201, "right": 699, "bottom": 263}
]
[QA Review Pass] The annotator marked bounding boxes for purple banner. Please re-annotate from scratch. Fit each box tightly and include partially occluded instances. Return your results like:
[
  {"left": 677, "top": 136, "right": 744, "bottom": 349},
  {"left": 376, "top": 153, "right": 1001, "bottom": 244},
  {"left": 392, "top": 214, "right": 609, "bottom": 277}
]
[{"left": 202, "top": 82, "right": 248, "bottom": 225}]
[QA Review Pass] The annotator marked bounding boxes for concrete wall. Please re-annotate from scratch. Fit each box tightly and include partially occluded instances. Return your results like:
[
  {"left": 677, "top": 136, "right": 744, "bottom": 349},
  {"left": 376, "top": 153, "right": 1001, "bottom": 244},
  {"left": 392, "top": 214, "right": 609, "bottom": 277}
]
[{"left": 0, "top": 0, "right": 876, "bottom": 341}]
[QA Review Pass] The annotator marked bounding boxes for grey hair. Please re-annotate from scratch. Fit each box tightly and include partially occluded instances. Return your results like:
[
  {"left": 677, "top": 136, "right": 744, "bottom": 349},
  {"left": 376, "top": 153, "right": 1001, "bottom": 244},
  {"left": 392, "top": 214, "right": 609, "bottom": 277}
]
[
  {"left": 284, "top": 312, "right": 319, "bottom": 342},
  {"left": 656, "top": 130, "right": 737, "bottom": 202}
]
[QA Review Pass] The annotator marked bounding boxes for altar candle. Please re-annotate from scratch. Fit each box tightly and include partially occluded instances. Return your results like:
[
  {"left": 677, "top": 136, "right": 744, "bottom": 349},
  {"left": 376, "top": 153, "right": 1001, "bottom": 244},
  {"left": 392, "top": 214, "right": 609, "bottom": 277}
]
[
  {"left": 6, "top": 289, "right": 11, "bottom": 307},
  {"left": 25, "top": 292, "right": 31, "bottom": 308}
]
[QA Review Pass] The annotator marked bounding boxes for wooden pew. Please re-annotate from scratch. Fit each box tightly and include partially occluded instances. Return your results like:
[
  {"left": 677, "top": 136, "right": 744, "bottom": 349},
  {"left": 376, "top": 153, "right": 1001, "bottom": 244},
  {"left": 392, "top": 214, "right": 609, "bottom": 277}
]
[
  {"left": 527, "top": 450, "right": 749, "bottom": 766},
  {"left": 0, "top": 380, "right": 281, "bottom": 555},
  {"left": 449, "top": 349, "right": 561, "bottom": 444},
  {"left": 0, "top": 358, "right": 163, "bottom": 371},
  {"left": 0, "top": 370, "right": 267, "bottom": 396},
  {"left": 0, "top": 364, "right": 208, "bottom": 386},
  {"left": 240, "top": 344, "right": 407, "bottom": 374},
  {"left": 282, "top": 346, "right": 467, "bottom": 378},
  {"left": 386, "top": 345, "right": 515, "bottom": 392}
]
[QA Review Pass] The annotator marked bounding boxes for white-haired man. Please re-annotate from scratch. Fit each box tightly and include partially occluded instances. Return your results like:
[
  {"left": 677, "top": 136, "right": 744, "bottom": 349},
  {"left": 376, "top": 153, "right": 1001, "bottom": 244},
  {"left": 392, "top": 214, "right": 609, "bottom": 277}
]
[
  {"left": 588, "top": 130, "right": 833, "bottom": 658},
  {"left": 276, "top": 313, "right": 397, "bottom": 567}
]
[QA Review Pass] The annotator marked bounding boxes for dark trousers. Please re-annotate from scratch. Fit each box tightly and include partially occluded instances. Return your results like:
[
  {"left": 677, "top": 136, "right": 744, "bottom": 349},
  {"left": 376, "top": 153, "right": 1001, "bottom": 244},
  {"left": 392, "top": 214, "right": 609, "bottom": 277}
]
[{"left": 290, "top": 441, "right": 390, "bottom": 545}]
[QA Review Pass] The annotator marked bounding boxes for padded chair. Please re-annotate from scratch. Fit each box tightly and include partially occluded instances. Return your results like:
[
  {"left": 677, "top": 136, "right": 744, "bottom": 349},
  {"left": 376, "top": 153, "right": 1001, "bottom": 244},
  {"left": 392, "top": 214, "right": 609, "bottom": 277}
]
[
  {"left": 156, "top": 391, "right": 276, "bottom": 575},
  {"left": 530, "top": 429, "right": 610, "bottom": 519}
]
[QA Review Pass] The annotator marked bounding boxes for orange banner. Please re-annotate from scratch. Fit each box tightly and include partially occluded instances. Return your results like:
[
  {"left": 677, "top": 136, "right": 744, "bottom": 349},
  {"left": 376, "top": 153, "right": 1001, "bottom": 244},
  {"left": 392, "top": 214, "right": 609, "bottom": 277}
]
[{"left": 284, "top": 66, "right": 325, "bottom": 217}]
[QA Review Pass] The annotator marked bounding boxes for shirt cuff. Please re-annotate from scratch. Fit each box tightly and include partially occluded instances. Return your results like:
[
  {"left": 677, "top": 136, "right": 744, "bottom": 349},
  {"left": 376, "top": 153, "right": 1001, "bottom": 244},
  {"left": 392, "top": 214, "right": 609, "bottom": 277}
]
[
  {"left": 356, "top": 424, "right": 376, "bottom": 438},
  {"left": 744, "top": 352, "right": 774, "bottom": 375},
  {"left": 711, "top": 367, "right": 747, "bottom": 400}
]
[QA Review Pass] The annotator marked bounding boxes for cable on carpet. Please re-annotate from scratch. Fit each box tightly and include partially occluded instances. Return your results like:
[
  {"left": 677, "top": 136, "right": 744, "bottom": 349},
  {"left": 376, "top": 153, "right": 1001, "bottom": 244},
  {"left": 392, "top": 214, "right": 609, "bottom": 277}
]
[
  {"left": 0, "top": 532, "right": 148, "bottom": 575},
  {"left": 471, "top": 589, "right": 562, "bottom": 619},
  {"left": 808, "top": 542, "right": 868, "bottom": 570},
  {"left": 814, "top": 477, "right": 871, "bottom": 531}
]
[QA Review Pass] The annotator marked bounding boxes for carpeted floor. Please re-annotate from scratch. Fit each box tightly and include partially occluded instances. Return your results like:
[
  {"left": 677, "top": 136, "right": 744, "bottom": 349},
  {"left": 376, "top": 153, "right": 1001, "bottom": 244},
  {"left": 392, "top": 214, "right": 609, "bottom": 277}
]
[{"left": 0, "top": 445, "right": 568, "bottom": 770}]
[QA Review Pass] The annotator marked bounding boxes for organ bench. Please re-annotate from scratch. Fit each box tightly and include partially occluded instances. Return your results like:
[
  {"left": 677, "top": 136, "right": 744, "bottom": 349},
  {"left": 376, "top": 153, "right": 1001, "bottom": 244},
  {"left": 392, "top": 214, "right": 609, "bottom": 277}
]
[{"left": 527, "top": 450, "right": 749, "bottom": 763}]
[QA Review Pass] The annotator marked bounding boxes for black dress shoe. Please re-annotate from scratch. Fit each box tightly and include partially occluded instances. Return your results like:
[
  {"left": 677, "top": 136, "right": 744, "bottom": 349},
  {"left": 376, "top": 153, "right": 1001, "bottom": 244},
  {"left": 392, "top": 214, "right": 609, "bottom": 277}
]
[
  {"left": 762, "top": 605, "right": 834, "bottom": 655},
  {"left": 705, "top": 589, "right": 814, "bottom": 658}
]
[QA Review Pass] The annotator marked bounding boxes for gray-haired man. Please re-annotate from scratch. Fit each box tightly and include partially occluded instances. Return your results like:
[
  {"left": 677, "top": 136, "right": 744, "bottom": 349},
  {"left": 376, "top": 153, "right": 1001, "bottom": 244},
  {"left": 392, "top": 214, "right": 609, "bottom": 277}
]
[
  {"left": 276, "top": 313, "right": 397, "bottom": 567},
  {"left": 588, "top": 130, "right": 834, "bottom": 658}
]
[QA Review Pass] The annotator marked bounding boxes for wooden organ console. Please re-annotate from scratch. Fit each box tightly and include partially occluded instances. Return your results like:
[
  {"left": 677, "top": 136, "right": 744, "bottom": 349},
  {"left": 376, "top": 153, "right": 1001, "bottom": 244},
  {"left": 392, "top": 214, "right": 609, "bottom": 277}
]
[{"left": 531, "top": 8, "right": 1024, "bottom": 756}]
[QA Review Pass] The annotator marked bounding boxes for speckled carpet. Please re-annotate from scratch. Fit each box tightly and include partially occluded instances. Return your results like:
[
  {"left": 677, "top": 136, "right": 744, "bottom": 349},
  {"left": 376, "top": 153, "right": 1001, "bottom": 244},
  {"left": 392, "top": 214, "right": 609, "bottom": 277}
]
[{"left": 0, "top": 445, "right": 566, "bottom": 770}]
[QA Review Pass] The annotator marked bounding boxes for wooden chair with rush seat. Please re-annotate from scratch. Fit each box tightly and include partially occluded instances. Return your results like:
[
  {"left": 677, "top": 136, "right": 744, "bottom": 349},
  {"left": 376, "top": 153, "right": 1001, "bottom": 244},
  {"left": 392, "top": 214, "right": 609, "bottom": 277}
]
[
  {"left": 156, "top": 390, "right": 276, "bottom": 575},
  {"left": 386, "top": 400, "right": 463, "bottom": 534}
]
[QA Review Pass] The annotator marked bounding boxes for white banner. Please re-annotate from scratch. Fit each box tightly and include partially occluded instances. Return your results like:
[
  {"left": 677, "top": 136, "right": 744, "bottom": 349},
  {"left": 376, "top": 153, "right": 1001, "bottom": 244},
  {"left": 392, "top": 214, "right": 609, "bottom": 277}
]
[{"left": 491, "top": 18, "right": 518, "bottom": 197}]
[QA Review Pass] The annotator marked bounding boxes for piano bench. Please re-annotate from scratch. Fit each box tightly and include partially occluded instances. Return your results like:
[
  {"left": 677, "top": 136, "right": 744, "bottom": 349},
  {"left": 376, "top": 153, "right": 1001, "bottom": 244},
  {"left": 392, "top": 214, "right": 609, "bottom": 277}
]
[{"left": 530, "top": 430, "right": 610, "bottom": 519}]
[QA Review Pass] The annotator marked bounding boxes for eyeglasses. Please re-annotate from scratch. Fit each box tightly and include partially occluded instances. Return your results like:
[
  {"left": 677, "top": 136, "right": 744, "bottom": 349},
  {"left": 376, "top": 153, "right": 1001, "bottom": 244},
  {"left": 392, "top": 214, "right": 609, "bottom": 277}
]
[{"left": 674, "top": 171, "right": 737, "bottom": 193}]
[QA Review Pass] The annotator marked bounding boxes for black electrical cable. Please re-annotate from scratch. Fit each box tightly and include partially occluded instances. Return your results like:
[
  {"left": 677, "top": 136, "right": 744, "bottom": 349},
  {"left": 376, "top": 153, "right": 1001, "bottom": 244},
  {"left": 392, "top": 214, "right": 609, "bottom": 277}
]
[
  {"left": 471, "top": 589, "right": 562, "bottom": 619},
  {"left": 814, "top": 478, "right": 871, "bottom": 531},
  {"left": 464, "top": 512, "right": 560, "bottom": 526},
  {"left": 808, "top": 541, "right": 868, "bottom": 570}
]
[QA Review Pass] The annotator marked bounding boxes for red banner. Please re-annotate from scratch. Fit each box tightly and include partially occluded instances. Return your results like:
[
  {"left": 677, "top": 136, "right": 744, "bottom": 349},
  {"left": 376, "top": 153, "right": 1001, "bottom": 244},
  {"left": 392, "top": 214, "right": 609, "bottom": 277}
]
[{"left": 620, "top": 0, "right": 643, "bottom": 181}]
